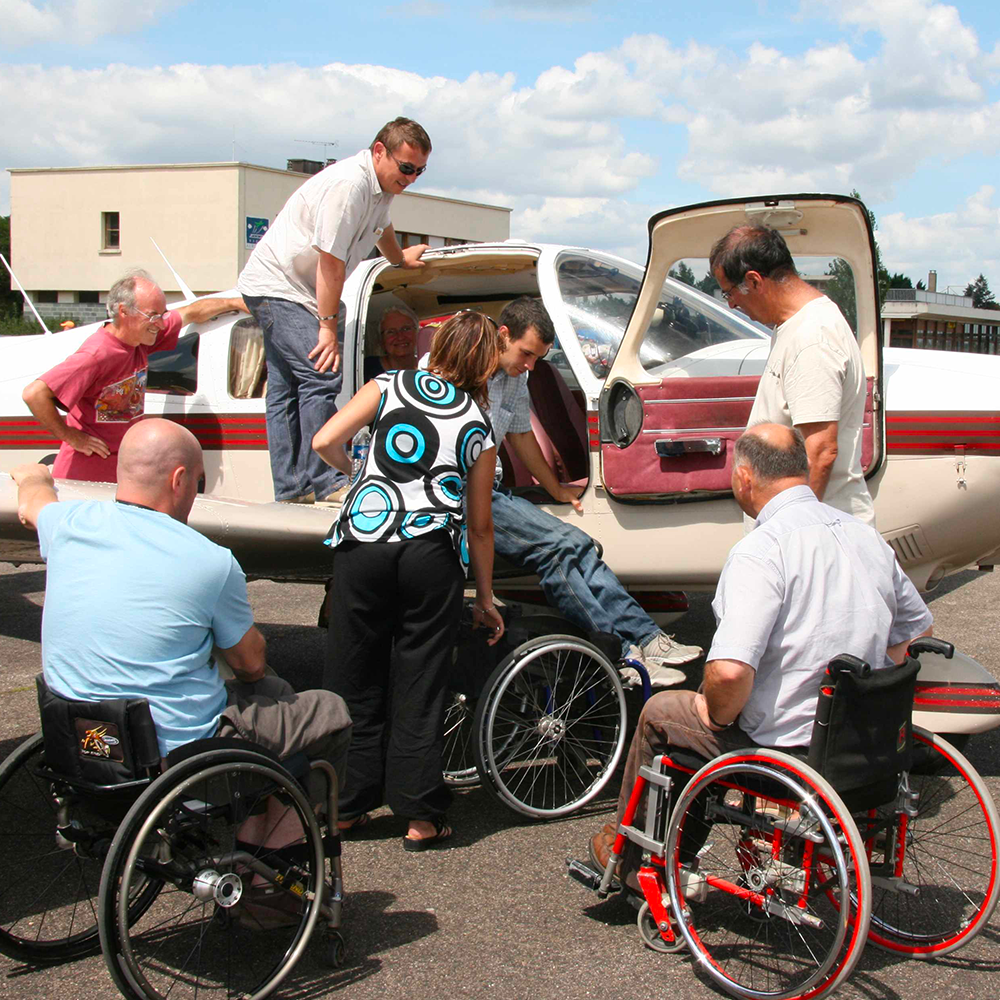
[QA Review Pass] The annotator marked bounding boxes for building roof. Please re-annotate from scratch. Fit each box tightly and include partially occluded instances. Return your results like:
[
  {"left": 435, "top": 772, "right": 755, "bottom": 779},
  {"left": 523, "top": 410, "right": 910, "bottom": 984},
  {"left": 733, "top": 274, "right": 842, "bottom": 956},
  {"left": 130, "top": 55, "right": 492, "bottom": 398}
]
[{"left": 7, "top": 162, "right": 512, "bottom": 213}]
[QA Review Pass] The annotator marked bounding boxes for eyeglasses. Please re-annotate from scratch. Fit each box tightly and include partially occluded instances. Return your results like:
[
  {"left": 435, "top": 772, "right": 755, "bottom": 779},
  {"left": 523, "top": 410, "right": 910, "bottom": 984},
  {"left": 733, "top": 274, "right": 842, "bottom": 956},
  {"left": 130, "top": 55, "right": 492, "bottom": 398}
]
[
  {"left": 382, "top": 323, "right": 416, "bottom": 338},
  {"left": 720, "top": 281, "right": 748, "bottom": 303},
  {"left": 386, "top": 150, "right": 427, "bottom": 177},
  {"left": 132, "top": 307, "right": 167, "bottom": 323}
]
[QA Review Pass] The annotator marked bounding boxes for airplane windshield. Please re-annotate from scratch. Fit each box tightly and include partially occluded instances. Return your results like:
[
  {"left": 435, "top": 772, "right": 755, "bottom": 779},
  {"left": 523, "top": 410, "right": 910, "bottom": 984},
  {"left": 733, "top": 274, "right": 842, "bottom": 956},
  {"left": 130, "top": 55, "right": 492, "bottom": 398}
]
[{"left": 555, "top": 252, "right": 768, "bottom": 381}]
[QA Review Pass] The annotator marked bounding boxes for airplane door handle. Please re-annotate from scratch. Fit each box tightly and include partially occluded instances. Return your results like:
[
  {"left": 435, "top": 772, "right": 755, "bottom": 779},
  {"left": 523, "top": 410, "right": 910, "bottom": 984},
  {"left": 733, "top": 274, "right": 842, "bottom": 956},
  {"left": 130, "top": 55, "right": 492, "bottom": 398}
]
[{"left": 655, "top": 437, "right": 724, "bottom": 458}]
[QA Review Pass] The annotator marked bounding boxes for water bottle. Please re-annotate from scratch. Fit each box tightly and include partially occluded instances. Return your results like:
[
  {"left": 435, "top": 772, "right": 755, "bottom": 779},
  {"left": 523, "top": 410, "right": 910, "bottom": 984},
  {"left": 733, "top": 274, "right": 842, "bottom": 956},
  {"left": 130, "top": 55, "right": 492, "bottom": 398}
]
[{"left": 350, "top": 427, "right": 370, "bottom": 482}]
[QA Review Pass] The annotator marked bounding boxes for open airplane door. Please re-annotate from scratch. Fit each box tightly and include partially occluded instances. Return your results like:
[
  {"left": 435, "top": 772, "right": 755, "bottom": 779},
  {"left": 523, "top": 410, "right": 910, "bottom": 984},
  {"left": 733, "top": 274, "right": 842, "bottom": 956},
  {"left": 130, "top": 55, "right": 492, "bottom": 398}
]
[{"left": 598, "top": 195, "right": 883, "bottom": 502}]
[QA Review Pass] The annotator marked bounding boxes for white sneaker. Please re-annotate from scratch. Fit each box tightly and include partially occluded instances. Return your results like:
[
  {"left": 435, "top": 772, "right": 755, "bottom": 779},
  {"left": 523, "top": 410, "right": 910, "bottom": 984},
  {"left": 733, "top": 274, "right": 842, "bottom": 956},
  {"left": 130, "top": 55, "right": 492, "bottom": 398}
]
[
  {"left": 621, "top": 647, "right": 687, "bottom": 689},
  {"left": 641, "top": 632, "right": 703, "bottom": 667}
]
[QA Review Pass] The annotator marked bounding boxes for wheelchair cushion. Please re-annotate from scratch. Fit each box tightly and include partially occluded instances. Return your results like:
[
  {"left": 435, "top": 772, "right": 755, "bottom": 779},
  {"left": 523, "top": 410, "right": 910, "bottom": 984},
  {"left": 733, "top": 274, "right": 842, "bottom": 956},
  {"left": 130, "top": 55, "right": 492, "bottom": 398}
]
[
  {"left": 36, "top": 675, "right": 161, "bottom": 787},
  {"left": 807, "top": 656, "right": 919, "bottom": 794}
]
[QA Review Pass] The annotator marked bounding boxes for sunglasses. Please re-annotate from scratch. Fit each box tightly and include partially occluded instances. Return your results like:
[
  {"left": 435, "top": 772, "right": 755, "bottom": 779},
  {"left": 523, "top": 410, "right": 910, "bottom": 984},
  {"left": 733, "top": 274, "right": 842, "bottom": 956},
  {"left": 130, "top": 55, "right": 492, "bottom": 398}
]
[{"left": 386, "top": 150, "right": 427, "bottom": 177}]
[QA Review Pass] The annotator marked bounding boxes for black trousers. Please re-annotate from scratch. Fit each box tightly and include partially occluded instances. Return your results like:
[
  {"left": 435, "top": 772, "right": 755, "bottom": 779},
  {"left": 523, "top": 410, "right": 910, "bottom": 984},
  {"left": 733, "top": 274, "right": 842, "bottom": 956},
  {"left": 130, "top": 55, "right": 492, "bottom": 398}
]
[{"left": 326, "top": 533, "right": 463, "bottom": 822}]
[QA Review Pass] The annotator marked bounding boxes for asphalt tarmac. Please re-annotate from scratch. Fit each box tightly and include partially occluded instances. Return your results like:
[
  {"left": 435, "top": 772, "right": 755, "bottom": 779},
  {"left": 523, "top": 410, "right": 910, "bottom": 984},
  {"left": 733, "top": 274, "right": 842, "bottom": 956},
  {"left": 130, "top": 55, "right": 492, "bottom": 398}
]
[{"left": 2, "top": 561, "right": 999, "bottom": 1000}]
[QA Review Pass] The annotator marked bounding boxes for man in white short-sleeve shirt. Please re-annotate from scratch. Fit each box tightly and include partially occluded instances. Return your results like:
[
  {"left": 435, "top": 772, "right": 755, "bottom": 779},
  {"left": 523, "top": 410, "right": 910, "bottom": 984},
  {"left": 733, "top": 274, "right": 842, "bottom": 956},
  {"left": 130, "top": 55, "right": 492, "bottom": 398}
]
[
  {"left": 238, "top": 118, "right": 432, "bottom": 503},
  {"left": 710, "top": 224, "right": 875, "bottom": 525},
  {"left": 589, "top": 424, "right": 931, "bottom": 884}
]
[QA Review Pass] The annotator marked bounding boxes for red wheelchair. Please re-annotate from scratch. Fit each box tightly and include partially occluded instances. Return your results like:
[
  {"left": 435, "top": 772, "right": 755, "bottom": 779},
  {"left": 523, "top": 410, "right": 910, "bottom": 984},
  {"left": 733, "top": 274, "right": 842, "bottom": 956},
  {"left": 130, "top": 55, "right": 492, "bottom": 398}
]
[{"left": 569, "top": 638, "right": 1000, "bottom": 999}]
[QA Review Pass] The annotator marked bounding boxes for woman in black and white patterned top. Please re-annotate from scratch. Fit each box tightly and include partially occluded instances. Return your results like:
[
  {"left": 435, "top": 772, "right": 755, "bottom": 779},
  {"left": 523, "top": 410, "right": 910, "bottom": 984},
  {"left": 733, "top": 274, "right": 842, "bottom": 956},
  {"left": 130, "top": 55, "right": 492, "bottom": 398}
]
[{"left": 313, "top": 311, "right": 505, "bottom": 851}]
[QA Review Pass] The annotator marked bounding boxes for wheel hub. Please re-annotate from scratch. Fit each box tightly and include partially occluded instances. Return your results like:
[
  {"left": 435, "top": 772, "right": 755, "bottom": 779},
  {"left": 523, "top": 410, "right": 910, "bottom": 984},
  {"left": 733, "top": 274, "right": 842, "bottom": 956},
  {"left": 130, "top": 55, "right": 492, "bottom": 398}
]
[
  {"left": 192, "top": 869, "right": 244, "bottom": 907},
  {"left": 536, "top": 715, "right": 566, "bottom": 743}
]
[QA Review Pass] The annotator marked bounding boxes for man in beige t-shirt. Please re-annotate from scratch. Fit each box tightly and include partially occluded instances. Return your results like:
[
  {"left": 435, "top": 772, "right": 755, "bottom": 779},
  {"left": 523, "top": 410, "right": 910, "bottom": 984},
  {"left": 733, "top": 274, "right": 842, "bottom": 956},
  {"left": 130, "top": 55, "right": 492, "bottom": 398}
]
[{"left": 709, "top": 225, "right": 875, "bottom": 525}]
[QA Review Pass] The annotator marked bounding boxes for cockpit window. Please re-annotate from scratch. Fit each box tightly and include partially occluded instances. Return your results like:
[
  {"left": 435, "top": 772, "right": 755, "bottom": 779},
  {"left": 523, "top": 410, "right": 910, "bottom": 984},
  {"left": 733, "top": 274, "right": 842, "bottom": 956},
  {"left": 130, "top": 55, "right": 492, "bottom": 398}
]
[
  {"left": 556, "top": 252, "right": 769, "bottom": 380},
  {"left": 229, "top": 318, "right": 267, "bottom": 399},
  {"left": 148, "top": 332, "right": 198, "bottom": 395},
  {"left": 555, "top": 254, "right": 642, "bottom": 380},
  {"left": 639, "top": 272, "right": 758, "bottom": 376}
]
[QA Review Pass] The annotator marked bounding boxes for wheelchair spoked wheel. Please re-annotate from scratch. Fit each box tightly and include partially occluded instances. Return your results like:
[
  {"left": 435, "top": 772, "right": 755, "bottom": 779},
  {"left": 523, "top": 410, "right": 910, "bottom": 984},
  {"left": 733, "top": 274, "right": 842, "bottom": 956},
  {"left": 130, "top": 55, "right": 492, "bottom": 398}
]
[
  {"left": 98, "top": 749, "right": 325, "bottom": 1000},
  {"left": 0, "top": 733, "right": 159, "bottom": 963},
  {"left": 473, "top": 635, "right": 627, "bottom": 819},
  {"left": 442, "top": 691, "right": 480, "bottom": 787},
  {"left": 863, "top": 728, "right": 1000, "bottom": 958},
  {"left": 665, "top": 750, "right": 872, "bottom": 1000}
]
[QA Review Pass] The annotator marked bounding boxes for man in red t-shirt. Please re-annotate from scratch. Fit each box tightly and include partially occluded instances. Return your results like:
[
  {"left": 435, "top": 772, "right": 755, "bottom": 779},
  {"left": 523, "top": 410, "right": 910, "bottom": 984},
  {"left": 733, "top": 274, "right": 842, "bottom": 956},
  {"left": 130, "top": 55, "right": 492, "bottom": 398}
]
[{"left": 22, "top": 268, "right": 247, "bottom": 483}]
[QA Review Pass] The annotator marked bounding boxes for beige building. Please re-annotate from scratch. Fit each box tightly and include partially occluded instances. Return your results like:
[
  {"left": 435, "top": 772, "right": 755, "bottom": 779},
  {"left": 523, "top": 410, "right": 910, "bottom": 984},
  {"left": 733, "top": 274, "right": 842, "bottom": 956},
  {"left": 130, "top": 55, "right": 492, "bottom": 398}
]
[{"left": 8, "top": 161, "right": 511, "bottom": 323}]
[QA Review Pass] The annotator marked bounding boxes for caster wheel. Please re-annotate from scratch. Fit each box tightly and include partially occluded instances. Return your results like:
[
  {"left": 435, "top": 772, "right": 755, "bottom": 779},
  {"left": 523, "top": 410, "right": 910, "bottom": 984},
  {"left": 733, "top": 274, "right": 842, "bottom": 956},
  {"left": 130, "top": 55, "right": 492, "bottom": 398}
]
[
  {"left": 637, "top": 900, "right": 686, "bottom": 953},
  {"left": 327, "top": 929, "right": 347, "bottom": 968}
]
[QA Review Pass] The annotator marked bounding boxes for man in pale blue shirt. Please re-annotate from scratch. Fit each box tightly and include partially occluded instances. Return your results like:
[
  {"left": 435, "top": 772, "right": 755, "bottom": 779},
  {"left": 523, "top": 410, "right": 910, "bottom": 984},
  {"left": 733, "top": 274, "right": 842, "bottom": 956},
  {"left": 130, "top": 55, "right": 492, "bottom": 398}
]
[
  {"left": 590, "top": 422, "right": 932, "bottom": 878},
  {"left": 13, "top": 418, "right": 351, "bottom": 767}
]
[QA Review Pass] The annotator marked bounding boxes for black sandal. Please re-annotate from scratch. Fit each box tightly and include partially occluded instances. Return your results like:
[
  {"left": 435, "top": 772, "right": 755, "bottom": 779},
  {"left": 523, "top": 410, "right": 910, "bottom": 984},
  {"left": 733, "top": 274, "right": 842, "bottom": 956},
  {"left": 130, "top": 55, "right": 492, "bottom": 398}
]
[{"left": 402, "top": 818, "right": 453, "bottom": 852}]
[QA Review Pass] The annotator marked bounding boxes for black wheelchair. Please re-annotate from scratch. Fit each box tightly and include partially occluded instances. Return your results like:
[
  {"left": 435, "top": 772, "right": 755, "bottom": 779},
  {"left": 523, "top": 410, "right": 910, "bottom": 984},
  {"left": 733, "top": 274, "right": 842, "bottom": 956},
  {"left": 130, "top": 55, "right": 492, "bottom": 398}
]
[
  {"left": 441, "top": 607, "right": 635, "bottom": 819},
  {"left": 569, "top": 638, "right": 1000, "bottom": 999},
  {"left": 0, "top": 677, "right": 346, "bottom": 1000}
]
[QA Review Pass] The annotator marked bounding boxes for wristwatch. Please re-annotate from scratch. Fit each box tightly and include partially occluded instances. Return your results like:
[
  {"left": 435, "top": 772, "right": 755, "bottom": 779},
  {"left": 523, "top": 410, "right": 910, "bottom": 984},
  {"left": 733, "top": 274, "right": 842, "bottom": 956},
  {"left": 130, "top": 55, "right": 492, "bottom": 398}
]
[{"left": 318, "top": 314, "right": 338, "bottom": 322}]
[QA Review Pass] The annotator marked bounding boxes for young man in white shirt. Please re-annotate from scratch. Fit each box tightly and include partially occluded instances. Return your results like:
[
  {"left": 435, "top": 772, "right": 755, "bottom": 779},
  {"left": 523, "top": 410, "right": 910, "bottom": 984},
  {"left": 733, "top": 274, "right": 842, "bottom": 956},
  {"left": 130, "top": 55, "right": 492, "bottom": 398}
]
[{"left": 238, "top": 118, "right": 431, "bottom": 503}]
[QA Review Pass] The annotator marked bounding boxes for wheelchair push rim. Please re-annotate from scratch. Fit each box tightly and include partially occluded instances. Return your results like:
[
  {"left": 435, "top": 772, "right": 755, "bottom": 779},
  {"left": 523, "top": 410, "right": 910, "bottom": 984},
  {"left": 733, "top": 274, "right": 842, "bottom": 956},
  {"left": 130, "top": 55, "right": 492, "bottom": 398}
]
[
  {"left": 474, "top": 634, "right": 627, "bottom": 819},
  {"left": 665, "top": 750, "right": 872, "bottom": 1000},
  {"left": 98, "top": 752, "right": 325, "bottom": 1000}
]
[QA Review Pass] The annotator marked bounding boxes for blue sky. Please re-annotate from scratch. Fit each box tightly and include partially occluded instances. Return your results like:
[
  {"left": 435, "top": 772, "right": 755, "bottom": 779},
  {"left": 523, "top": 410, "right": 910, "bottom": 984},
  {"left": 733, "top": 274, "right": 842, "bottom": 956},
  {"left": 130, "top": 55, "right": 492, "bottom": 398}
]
[{"left": 2, "top": 0, "right": 998, "bottom": 289}]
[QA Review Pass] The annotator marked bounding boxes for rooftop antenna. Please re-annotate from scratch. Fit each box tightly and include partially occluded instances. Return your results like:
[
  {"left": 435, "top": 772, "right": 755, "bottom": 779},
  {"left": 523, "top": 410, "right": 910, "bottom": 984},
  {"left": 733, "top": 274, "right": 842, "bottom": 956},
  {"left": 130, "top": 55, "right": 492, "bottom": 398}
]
[
  {"left": 150, "top": 238, "right": 196, "bottom": 302},
  {"left": 0, "top": 252, "right": 52, "bottom": 335},
  {"left": 294, "top": 138, "right": 339, "bottom": 163}
]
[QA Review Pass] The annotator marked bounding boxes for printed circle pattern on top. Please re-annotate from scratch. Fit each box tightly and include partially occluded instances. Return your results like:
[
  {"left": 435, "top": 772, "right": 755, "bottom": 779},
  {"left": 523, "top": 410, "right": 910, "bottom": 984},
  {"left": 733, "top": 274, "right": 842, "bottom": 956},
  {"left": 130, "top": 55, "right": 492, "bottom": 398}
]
[{"left": 327, "top": 369, "right": 493, "bottom": 571}]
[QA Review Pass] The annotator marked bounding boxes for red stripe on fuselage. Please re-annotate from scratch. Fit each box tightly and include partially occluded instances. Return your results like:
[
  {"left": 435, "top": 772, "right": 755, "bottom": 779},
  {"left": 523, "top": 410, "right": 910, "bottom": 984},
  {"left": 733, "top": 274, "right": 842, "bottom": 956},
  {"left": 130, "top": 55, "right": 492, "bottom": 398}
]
[{"left": 0, "top": 414, "right": 269, "bottom": 451}]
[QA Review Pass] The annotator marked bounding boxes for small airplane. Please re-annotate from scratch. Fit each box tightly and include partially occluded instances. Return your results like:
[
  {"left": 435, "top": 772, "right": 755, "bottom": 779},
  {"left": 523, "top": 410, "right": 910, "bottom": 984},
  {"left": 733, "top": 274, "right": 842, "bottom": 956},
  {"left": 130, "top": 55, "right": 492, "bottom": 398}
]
[{"left": 1, "top": 193, "right": 998, "bottom": 736}]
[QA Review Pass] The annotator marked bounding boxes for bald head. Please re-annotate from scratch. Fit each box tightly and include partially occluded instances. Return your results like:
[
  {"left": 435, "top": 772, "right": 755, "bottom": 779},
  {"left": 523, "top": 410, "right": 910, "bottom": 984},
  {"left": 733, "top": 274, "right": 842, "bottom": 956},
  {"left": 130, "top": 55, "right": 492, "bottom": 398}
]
[
  {"left": 116, "top": 419, "right": 204, "bottom": 521},
  {"left": 731, "top": 423, "right": 810, "bottom": 517}
]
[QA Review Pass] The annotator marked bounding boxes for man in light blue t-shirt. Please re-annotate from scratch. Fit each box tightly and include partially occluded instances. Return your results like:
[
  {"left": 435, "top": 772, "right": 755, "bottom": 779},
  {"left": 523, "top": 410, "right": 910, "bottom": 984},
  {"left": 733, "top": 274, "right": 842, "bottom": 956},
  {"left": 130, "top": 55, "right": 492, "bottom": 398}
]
[{"left": 13, "top": 419, "right": 351, "bottom": 766}]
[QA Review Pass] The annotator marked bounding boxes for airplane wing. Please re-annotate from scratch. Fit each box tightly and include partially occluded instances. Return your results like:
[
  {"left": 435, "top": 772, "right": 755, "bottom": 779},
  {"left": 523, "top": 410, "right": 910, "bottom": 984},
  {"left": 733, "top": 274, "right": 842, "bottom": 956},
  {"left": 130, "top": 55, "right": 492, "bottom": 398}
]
[{"left": 0, "top": 474, "right": 338, "bottom": 581}]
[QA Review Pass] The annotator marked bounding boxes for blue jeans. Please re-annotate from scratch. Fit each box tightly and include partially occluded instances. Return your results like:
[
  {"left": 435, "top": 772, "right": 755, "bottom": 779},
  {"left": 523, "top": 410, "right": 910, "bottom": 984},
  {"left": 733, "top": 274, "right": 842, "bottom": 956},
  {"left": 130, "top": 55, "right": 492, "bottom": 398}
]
[
  {"left": 243, "top": 295, "right": 347, "bottom": 501},
  {"left": 491, "top": 487, "right": 660, "bottom": 657}
]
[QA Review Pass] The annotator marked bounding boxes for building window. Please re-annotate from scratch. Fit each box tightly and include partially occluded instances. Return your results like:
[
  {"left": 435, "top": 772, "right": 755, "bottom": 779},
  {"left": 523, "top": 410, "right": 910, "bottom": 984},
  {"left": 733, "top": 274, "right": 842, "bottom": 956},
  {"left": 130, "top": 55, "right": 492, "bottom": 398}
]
[
  {"left": 34, "top": 290, "right": 57, "bottom": 304},
  {"left": 102, "top": 211, "right": 120, "bottom": 251},
  {"left": 78, "top": 290, "right": 100, "bottom": 304}
]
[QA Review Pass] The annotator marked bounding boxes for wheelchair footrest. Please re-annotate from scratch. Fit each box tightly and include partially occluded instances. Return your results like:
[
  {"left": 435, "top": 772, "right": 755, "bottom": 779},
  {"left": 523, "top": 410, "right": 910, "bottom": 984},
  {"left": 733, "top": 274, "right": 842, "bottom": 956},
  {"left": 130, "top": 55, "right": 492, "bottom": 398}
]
[{"left": 566, "top": 858, "right": 619, "bottom": 895}]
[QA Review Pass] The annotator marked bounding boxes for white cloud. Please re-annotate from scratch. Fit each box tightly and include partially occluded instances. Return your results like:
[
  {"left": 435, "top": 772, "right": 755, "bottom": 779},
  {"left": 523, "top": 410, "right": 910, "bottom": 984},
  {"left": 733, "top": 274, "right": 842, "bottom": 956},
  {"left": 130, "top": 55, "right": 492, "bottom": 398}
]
[
  {"left": 879, "top": 186, "right": 1000, "bottom": 291},
  {"left": 0, "top": 59, "right": 658, "bottom": 213},
  {"left": 1, "top": 5, "right": 997, "bottom": 287},
  {"left": 2, "top": 0, "right": 189, "bottom": 47}
]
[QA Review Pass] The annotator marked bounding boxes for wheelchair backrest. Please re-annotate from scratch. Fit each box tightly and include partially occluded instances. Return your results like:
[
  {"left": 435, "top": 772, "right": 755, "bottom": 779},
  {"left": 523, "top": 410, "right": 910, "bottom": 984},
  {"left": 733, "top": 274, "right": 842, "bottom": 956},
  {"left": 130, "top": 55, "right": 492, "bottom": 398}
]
[
  {"left": 36, "top": 675, "right": 162, "bottom": 788},
  {"left": 807, "top": 655, "right": 920, "bottom": 794}
]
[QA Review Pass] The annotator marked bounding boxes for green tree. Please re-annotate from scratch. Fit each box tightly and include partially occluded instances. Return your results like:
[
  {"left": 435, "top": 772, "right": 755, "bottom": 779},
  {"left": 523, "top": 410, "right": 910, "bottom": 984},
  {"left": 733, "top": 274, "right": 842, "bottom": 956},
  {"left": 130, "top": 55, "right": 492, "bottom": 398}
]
[
  {"left": 668, "top": 261, "right": 696, "bottom": 287},
  {"left": 824, "top": 190, "right": 893, "bottom": 331},
  {"left": 888, "top": 272, "right": 913, "bottom": 289},
  {"left": 963, "top": 274, "right": 999, "bottom": 310},
  {"left": 0, "top": 216, "right": 20, "bottom": 316},
  {"left": 824, "top": 257, "right": 857, "bottom": 333},
  {"left": 696, "top": 272, "right": 720, "bottom": 296}
]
